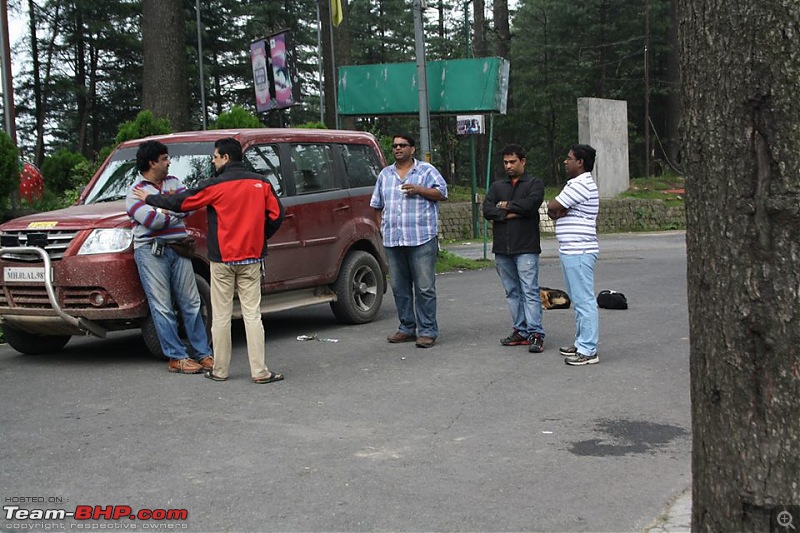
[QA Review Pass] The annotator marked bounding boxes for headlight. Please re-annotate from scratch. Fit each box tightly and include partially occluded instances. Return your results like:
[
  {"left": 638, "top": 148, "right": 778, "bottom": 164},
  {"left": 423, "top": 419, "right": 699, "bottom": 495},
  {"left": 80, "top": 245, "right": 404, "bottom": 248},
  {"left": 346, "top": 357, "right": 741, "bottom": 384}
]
[{"left": 77, "top": 228, "right": 133, "bottom": 255}]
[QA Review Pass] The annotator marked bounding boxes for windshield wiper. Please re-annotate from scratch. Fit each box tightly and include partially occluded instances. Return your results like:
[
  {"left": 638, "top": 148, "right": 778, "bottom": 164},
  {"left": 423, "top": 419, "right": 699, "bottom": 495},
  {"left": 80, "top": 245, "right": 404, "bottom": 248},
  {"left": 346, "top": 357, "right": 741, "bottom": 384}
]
[{"left": 92, "top": 195, "right": 126, "bottom": 203}]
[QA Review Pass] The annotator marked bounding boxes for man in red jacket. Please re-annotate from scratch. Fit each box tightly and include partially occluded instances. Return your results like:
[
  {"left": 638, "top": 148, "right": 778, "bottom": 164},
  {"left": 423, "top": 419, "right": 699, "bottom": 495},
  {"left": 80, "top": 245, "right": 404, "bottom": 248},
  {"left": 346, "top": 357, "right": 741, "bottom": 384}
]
[{"left": 135, "top": 137, "right": 284, "bottom": 384}]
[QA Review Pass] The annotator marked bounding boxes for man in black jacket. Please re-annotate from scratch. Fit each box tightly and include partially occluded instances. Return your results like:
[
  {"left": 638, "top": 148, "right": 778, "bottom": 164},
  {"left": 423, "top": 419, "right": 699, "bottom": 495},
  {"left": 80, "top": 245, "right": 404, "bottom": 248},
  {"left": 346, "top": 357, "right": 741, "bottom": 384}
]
[{"left": 483, "top": 144, "right": 547, "bottom": 353}]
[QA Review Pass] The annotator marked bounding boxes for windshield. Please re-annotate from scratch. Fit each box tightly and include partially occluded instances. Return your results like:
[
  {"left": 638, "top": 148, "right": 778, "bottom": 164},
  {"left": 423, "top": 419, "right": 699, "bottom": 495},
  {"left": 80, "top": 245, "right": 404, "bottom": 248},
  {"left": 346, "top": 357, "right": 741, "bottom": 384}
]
[{"left": 83, "top": 142, "right": 216, "bottom": 204}]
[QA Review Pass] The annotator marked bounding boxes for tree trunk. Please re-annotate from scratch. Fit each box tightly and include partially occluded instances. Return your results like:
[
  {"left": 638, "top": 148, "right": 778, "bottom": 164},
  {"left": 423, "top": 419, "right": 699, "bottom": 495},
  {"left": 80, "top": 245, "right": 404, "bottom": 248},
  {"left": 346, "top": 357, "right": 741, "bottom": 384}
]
[
  {"left": 142, "top": 0, "right": 188, "bottom": 131},
  {"left": 492, "top": 0, "right": 510, "bottom": 59},
  {"left": 472, "top": 0, "right": 486, "bottom": 57},
  {"left": 680, "top": 0, "right": 800, "bottom": 530}
]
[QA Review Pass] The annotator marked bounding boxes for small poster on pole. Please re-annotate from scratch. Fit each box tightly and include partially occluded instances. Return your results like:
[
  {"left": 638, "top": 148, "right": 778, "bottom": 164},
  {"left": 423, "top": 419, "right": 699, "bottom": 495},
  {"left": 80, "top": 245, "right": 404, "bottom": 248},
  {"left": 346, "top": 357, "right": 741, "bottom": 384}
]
[{"left": 456, "top": 115, "right": 484, "bottom": 135}]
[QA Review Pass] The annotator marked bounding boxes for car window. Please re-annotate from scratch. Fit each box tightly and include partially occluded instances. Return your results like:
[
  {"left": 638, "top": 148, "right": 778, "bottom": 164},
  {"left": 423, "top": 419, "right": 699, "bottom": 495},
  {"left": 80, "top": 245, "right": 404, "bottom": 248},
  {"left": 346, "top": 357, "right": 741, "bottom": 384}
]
[
  {"left": 340, "top": 144, "right": 382, "bottom": 188},
  {"left": 244, "top": 144, "right": 284, "bottom": 197},
  {"left": 289, "top": 144, "right": 338, "bottom": 195},
  {"left": 83, "top": 142, "right": 215, "bottom": 204}
]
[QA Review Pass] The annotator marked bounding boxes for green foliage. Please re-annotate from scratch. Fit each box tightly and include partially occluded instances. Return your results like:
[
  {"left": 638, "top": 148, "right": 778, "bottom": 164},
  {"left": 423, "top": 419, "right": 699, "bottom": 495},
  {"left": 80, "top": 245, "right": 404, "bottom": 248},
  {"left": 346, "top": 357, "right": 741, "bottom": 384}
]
[
  {"left": 500, "top": 0, "right": 674, "bottom": 185},
  {"left": 212, "top": 105, "right": 263, "bottom": 129},
  {"left": 116, "top": 111, "right": 172, "bottom": 145},
  {"left": 12, "top": 0, "right": 677, "bottom": 189},
  {"left": 0, "top": 131, "right": 19, "bottom": 210},
  {"left": 41, "top": 150, "right": 89, "bottom": 195},
  {"left": 620, "top": 174, "right": 685, "bottom": 205},
  {"left": 435, "top": 249, "right": 491, "bottom": 273},
  {"left": 296, "top": 121, "right": 327, "bottom": 129}
]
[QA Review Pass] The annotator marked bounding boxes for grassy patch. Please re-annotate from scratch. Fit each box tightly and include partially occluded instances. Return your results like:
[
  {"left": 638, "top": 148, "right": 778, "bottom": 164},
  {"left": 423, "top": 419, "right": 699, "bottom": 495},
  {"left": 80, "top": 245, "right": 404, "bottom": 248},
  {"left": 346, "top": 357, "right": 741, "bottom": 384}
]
[
  {"left": 436, "top": 249, "right": 492, "bottom": 273},
  {"left": 620, "top": 174, "right": 685, "bottom": 205}
]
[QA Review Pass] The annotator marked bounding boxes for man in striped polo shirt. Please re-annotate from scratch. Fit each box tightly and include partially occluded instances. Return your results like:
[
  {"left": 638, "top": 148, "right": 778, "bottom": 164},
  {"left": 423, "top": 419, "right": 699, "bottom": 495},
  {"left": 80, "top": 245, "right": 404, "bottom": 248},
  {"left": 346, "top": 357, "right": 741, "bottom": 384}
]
[{"left": 547, "top": 144, "right": 600, "bottom": 365}]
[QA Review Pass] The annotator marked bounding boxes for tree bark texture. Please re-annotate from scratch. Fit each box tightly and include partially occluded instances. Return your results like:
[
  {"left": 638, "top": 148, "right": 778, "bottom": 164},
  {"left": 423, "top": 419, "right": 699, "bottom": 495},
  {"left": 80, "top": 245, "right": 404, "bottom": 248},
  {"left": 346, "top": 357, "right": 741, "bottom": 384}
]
[
  {"left": 472, "top": 0, "right": 486, "bottom": 57},
  {"left": 492, "top": 0, "right": 510, "bottom": 59},
  {"left": 141, "top": 0, "right": 188, "bottom": 131},
  {"left": 679, "top": 1, "right": 800, "bottom": 531}
]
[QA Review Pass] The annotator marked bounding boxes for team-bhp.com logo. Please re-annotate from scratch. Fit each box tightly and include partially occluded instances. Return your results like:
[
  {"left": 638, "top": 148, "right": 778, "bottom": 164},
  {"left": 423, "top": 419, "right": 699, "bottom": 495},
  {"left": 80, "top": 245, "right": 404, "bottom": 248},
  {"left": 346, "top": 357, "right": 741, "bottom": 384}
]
[{"left": 5, "top": 504, "right": 188, "bottom": 521}]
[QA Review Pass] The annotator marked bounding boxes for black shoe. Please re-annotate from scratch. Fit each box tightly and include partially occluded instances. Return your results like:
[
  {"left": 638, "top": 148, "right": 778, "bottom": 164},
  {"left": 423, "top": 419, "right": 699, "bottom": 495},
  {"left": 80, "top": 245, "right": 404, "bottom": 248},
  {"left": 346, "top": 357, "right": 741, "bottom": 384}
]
[
  {"left": 528, "top": 334, "right": 544, "bottom": 353},
  {"left": 559, "top": 345, "right": 578, "bottom": 356},
  {"left": 500, "top": 330, "right": 529, "bottom": 346}
]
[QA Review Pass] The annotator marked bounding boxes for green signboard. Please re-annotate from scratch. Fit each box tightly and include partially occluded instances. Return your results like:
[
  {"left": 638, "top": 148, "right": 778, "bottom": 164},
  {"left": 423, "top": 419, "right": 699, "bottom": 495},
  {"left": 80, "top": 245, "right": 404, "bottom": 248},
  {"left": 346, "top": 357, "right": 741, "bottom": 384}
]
[{"left": 338, "top": 57, "right": 510, "bottom": 116}]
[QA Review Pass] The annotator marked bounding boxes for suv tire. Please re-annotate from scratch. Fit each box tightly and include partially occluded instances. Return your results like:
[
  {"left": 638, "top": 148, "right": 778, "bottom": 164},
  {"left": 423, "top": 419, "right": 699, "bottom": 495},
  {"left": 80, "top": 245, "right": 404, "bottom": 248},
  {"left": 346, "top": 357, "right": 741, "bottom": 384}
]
[
  {"left": 2, "top": 324, "right": 70, "bottom": 355},
  {"left": 141, "top": 273, "right": 213, "bottom": 359},
  {"left": 330, "top": 250, "right": 385, "bottom": 324}
]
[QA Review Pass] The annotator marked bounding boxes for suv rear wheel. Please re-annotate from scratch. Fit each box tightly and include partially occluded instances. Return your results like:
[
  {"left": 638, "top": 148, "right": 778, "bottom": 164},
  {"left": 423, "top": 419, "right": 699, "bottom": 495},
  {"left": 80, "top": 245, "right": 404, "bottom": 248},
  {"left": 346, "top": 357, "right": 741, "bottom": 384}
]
[
  {"left": 142, "top": 273, "right": 212, "bottom": 359},
  {"left": 2, "top": 325, "right": 70, "bottom": 355},
  {"left": 330, "top": 250, "right": 385, "bottom": 324}
]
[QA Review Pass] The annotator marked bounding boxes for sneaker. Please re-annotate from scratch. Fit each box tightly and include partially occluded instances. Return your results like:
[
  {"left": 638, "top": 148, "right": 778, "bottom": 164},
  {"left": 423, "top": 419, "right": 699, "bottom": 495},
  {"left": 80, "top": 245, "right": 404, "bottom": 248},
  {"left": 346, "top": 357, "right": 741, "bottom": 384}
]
[
  {"left": 559, "top": 345, "right": 578, "bottom": 356},
  {"left": 564, "top": 353, "right": 599, "bottom": 366},
  {"left": 500, "top": 330, "right": 530, "bottom": 346},
  {"left": 528, "top": 334, "right": 544, "bottom": 353},
  {"left": 168, "top": 358, "right": 203, "bottom": 374}
]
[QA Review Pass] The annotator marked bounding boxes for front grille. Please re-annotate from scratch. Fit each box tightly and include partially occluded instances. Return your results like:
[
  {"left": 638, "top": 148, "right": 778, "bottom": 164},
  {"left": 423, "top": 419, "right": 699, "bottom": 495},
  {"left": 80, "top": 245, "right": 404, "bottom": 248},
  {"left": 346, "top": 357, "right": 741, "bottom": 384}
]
[
  {"left": 0, "top": 230, "right": 80, "bottom": 261},
  {"left": 0, "top": 285, "right": 119, "bottom": 310}
]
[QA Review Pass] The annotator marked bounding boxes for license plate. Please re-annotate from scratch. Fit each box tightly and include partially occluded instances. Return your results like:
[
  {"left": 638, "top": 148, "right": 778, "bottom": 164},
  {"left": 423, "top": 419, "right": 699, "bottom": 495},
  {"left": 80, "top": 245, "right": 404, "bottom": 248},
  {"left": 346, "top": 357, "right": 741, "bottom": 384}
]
[{"left": 4, "top": 267, "right": 46, "bottom": 283}]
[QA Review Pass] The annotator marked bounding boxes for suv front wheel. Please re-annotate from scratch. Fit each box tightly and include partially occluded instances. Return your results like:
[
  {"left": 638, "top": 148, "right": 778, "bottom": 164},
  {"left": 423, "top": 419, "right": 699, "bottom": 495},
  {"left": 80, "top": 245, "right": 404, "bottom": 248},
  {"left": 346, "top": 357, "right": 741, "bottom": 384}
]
[
  {"left": 330, "top": 250, "right": 385, "bottom": 324},
  {"left": 1, "top": 324, "right": 70, "bottom": 355}
]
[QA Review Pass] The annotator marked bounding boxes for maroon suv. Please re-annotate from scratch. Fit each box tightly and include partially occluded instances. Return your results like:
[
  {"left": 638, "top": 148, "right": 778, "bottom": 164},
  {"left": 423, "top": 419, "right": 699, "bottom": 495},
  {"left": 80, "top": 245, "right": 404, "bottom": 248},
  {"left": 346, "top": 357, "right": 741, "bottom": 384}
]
[{"left": 0, "top": 128, "right": 388, "bottom": 356}]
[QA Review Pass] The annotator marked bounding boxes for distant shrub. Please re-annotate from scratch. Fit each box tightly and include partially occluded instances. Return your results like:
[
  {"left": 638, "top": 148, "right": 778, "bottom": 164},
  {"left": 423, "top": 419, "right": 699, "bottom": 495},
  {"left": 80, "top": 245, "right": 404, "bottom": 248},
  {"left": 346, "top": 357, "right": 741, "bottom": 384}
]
[
  {"left": 0, "top": 131, "right": 19, "bottom": 211},
  {"left": 297, "top": 121, "right": 327, "bottom": 129},
  {"left": 213, "top": 105, "right": 263, "bottom": 129},
  {"left": 41, "top": 150, "right": 88, "bottom": 195},
  {"left": 116, "top": 111, "right": 172, "bottom": 144}
]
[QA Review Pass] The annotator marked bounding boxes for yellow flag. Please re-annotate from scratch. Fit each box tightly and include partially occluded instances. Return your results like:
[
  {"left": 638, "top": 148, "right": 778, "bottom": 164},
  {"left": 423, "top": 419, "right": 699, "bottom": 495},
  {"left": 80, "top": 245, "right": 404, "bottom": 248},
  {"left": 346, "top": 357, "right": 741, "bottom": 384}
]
[{"left": 331, "top": 0, "right": 343, "bottom": 27}]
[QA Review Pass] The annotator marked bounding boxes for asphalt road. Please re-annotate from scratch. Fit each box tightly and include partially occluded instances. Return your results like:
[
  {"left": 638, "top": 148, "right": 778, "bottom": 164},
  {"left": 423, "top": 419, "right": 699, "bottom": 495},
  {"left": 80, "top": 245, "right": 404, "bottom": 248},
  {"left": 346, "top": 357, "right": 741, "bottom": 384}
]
[{"left": 0, "top": 231, "right": 690, "bottom": 532}]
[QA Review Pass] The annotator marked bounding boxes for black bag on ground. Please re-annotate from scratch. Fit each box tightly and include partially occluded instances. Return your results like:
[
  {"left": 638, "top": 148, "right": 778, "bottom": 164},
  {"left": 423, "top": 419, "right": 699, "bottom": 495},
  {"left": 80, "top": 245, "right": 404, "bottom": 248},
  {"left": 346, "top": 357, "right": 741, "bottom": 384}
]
[{"left": 597, "top": 289, "right": 628, "bottom": 310}]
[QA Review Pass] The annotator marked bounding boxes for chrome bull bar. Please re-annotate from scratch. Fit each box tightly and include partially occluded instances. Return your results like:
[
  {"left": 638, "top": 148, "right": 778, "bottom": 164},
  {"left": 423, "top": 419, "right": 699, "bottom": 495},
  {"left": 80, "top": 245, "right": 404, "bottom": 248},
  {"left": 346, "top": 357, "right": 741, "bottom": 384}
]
[{"left": 0, "top": 245, "right": 107, "bottom": 338}]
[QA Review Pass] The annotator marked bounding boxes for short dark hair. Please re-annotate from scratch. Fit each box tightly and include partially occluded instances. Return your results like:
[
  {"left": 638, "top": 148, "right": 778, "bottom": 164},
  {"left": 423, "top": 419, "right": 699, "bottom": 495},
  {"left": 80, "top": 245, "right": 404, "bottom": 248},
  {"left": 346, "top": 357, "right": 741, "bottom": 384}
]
[
  {"left": 500, "top": 144, "right": 526, "bottom": 160},
  {"left": 392, "top": 134, "right": 416, "bottom": 147},
  {"left": 136, "top": 140, "right": 168, "bottom": 173},
  {"left": 570, "top": 144, "right": 596, "bottom": 172},
  {"left": 214, "top": 137, "right": 243, "bottom": 162}
]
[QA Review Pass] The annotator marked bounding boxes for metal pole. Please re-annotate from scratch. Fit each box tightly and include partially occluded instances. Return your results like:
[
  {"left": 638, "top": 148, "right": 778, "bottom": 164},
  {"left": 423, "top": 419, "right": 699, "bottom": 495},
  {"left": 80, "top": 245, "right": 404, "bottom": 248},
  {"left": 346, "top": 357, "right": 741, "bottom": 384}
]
[
  {"left": 470, "top": 134, "right": 478, "bottom": 237},
  {"left": 463, "top": 0, "right": 478, "bottom": 237},
  {"left": 195, "top": 0, "right": 207, "bottom": 130},
  {"left": 463, "top": 0, "right": 471, "bottom": 57},
  {"left": 482, "top": 114, "right": 495, "bottom": 260},
  {"left": 412, "top": 0, "right": 431, "bottom": 161},
  {"left": 644, "top": 0, "right": 650, "bottom": 178},
  {"left": 328, "top": 0, "right": 339, "bottom": 129},
  {"left": 0, "top": 0, "right": 16, "bottom": 142},
  {"left": 317, "top": 1, "right": 324, "bottom": 124}
]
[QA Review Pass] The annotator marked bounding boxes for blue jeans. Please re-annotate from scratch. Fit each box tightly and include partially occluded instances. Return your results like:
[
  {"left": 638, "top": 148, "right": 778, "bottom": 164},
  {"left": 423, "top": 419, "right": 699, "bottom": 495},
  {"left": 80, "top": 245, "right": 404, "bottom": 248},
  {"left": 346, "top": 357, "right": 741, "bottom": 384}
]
[
  {"left": 560, "top": 252, "right": 599, "bottom": 356},
  {"left": 494, "top": 253, "right": 544, "bottom": 338},
  {"left": 385, "top": 238, "right": 439, "bottom": 339},
  {"left": 134, "top": 245, "right": 211, "bottom": 360}
]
